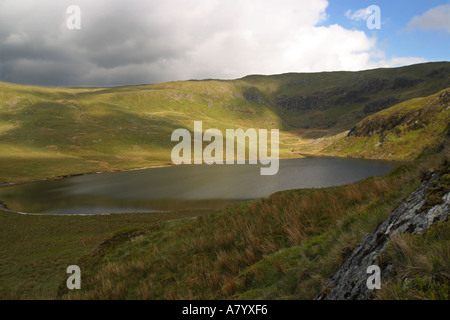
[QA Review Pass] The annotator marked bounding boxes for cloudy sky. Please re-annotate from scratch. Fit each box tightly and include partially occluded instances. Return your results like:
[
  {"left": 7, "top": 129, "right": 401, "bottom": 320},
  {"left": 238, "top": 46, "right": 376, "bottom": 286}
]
[{"left": 0, "top": 0, "right": 449, "bottom": 87}]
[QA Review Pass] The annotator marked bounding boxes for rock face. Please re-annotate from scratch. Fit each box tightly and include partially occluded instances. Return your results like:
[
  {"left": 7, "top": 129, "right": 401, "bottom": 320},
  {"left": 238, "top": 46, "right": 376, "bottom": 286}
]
[
  {"left": 316, "top": 168, "right": 449, "bottom": 300},
  {"left": 347, "top": 89, "right": 449, "bottom": 139}
]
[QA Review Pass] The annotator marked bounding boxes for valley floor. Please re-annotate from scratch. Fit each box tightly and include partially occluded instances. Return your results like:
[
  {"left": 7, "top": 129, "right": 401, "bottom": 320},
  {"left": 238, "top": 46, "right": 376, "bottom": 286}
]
[{"left": 1, "top": 148, "right": 447, "bottom": 300}]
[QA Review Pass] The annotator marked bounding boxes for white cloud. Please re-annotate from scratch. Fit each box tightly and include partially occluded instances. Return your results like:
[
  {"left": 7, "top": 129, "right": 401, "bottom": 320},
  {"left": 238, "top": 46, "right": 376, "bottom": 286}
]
[
  {"left": 0, "top": 0, "right": 428, "bottom": 86},
  {"left": 407, "top": 4, "right": 450, "bottom": 33},
  {"left": 345, "top": 7, "right": 372, "bottom": 21}
]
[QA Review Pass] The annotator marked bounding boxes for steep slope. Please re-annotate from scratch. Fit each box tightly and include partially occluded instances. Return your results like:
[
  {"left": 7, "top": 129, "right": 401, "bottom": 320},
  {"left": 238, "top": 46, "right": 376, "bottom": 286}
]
[
  {"left": 244, "top": 61, "right": 450, "bottom": 135},
  {"left": 323, "top": 88, "right": 450, "bottom": 160},
  {"left": 316, "top": 163, "right": 449, "bottom": 300}
]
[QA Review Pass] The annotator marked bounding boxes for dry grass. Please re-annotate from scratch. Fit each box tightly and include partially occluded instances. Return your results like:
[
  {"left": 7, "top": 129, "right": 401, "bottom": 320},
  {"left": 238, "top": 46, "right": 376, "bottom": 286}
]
[
  {"left": 376, "top": 220, "right": 450, "bottom": 300},
  {"left": 61, "top": 165, "right": 416, "bottom": 299}
]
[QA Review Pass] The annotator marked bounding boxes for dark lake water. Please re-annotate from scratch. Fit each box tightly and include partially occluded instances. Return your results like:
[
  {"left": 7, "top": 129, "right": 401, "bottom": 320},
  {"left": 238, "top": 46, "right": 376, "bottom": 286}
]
[{"left": 0, "top": 157, "right": 398, "bottom": 215}]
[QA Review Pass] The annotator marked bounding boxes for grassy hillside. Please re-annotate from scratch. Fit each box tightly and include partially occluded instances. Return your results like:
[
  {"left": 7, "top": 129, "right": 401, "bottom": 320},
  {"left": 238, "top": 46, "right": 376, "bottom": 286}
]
[
  {"left": 0, "top": 61, "right": 449, "bottom": 182},
  {"left": 1, "top": 137, "right": 447, "bottom": 300},
  {"left": 0, "top": 63, "right": 449, "bottom": 300},
  {"left": 323, "top": 88, "right": 450, "bottom": 160},
  {"left": 0, "top": 80, "right": 286, "bottom": 182},
  {"left": 59, "top": 168, "right": 418, "bottom": 299},
  {"left": 245, "top": 61, "right": 450, "bottom": 134},
  {"left": 54, "top": 145, "right": 448, "bottom": 300},
  {"left": 0, "top": 209, "right": 213, "bottom": 299},
  {"left": 376, "top": 220, "right": 449, "bottom": 300}
]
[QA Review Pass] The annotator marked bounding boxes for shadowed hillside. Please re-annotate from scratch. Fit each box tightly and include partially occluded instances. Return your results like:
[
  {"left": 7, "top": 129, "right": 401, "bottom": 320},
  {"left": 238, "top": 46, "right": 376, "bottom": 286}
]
[{"left": 243, "top": 61, "right": 450, "bottom": 135}]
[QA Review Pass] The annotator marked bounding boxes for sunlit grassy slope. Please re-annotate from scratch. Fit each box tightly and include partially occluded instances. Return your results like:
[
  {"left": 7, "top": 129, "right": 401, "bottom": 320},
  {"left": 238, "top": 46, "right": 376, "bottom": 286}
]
[
  {"left": 323, "top": 88, "right": 450, "bottom": 160},
  {"left": 0, "top": 80, "right": 286, "bottom": 182},
  {"left": 1, "top": 61, "right": 449, "bottom": 182}
]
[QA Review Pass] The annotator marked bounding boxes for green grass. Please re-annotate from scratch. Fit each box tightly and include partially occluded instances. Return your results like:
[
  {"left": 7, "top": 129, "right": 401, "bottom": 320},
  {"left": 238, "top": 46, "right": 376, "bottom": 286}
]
[
  {"left": 0, "top": 209, "right": 213, "bottom": 299},
  {"left": 256, "top": 62, "right": 450, "bottom": 131},
  {"left": 232, "top": 195, "right": 410, "bottom": 300},
  {"left": 323, "top": 88, "right": 450, "bottom": 160},
  {"left": 0, "top": 80, "right": 286, "bottom": 182},
  {"left": 1, "top": 62, "right": 449, "bottom": 300},
  {"left": 47, "top": 135, "right": 446, "bottom": 300},
  {"left": 375, "top": 220, "right": 450, "bottom": 300},
  {"left": 0, "top": 132, "right": 447, "bottom": 301},
  {"left": 57, "top": 160, "right": 426, "bottom": 299},
  {"left": 1, "top": 62, "right": 449, "bottom": 182},
  {"left": 3, "top": 151, "right": 445, "bottom": 299}
]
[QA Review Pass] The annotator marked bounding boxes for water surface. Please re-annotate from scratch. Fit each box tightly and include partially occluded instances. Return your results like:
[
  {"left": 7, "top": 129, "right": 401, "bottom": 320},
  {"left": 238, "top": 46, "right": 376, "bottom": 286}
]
[{"left": 0, "top": 157, "right": 397, "bottom": 214}]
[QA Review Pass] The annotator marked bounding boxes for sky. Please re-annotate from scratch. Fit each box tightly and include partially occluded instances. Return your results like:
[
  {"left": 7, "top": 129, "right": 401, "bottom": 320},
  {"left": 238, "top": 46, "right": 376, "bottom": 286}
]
[{"left": 0, "top": 0, "right": 449, "bottom": 87}]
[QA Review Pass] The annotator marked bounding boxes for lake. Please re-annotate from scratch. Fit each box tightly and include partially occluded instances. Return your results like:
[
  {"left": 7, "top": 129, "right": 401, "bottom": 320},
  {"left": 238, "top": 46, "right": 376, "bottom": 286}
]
[{"left": 0, "top": 157, "right": 398, "bottom": 215}]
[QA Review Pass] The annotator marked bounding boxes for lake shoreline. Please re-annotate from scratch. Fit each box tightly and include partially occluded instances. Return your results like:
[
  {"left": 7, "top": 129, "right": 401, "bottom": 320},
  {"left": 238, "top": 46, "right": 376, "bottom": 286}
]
[
  {"left": 0, "top": 156, "right": 400, "bottom": 216},
  {"left": 0, "top": 153, "right": 405, "bottom": 189},
  {"left": 0, "top": 154, "right": 311, "bottom": 188},
  {"left": 0, "top": 163, "right": 176, "bottom": 189}
]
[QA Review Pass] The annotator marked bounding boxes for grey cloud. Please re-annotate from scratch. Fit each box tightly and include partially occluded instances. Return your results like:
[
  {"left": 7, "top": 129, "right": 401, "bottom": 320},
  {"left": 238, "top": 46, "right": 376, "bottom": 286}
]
[
  {"left": 407, "top": 4, "right": 450, "bottom": 33},
  {"left": 0, "top": 0, "right": 427, "bottom": 87},
  {"left": 0, "top": 0, "right": 231, "bottom": 86}
]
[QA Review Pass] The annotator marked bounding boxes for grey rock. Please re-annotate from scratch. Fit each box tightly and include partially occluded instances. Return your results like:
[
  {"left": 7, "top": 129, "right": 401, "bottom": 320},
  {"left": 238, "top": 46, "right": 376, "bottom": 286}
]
[{"left": 315, "top": 171, "right": 449, "bottom": 300}]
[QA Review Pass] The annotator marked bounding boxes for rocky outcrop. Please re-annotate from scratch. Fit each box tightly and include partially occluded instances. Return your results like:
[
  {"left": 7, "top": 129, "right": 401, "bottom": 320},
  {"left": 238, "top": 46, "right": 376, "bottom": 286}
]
[
  {"left": 347, "top": 89, "right": 449, "bottom": 138},
  {"left": 0, "top": 200, "right": 8, "bottom": 210},
  {"left": 243, "top": 86, "right": 265, "bottom": 104},
  {"left": 316, "top": 165, "right": 449, "bottom": 300},
  {"left": 363, "top": 95, "right": 399, "bottom": 114},
  {"left": 391, "top": 77, "right": 424, "bottom": 90}
]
